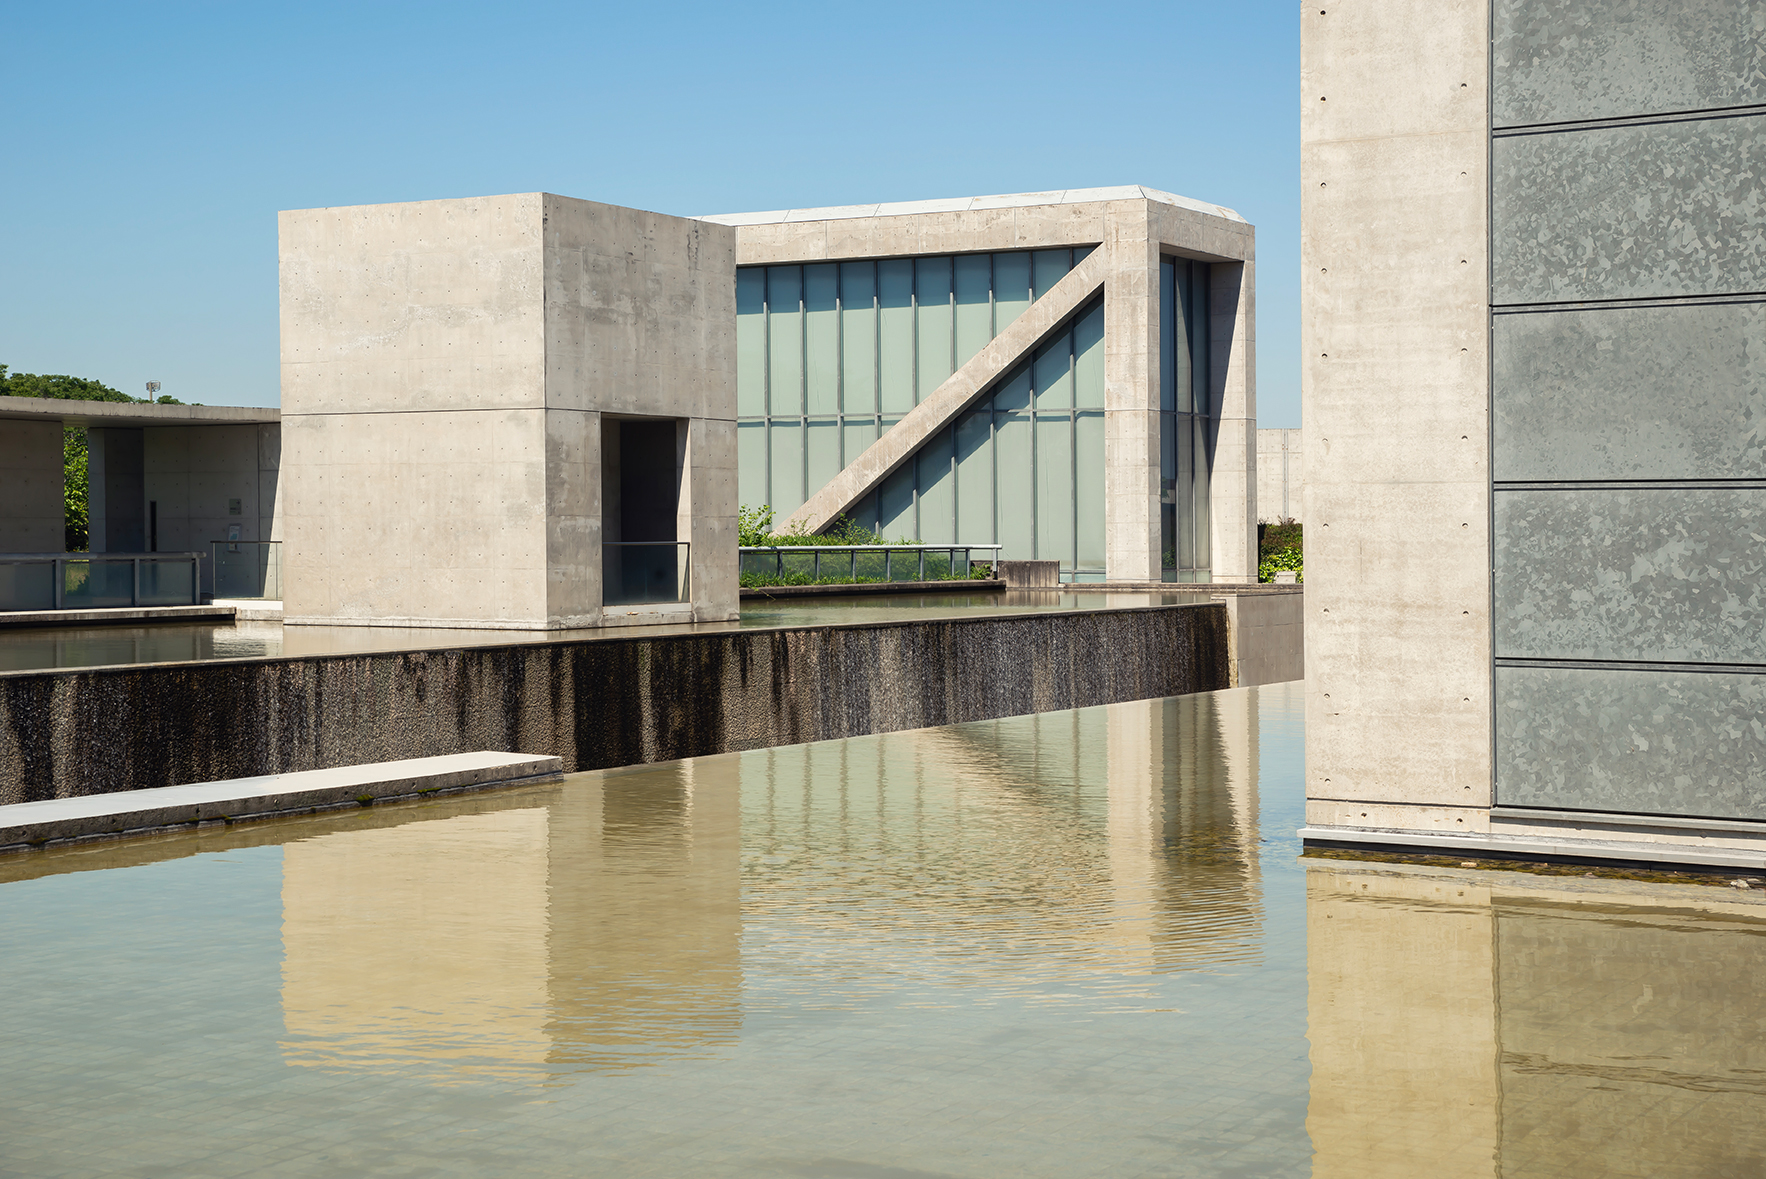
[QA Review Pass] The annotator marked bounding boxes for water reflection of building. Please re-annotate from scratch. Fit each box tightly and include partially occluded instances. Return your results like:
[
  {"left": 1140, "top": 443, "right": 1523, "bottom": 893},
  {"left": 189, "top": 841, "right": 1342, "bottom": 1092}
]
[
  {"left": 738, "top": 692, "right": 1262, "bottom": 977},
  {"left": 279, "top": 761, "right": 741, "bottom": 1083},
  {"left": 1307, "top": 864, "right": 1766, "bottom": 1178}
]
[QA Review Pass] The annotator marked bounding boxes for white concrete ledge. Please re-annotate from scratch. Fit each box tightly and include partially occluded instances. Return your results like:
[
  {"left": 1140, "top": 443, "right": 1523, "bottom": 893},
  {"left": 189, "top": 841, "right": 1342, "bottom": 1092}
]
[
  {"left": 0, "top": 605, "right": 237, "bottom": 629},
  {"left": 1300, "top": 825, "right": 1766, "bottom": 871},
  {"left": 0, "top": 752, "right": 563, "bottom": 852}
]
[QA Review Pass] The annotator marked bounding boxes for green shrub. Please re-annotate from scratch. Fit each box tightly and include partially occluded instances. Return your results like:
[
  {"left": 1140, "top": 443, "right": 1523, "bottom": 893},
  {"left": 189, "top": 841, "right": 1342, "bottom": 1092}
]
[{"left": 1258, "top": 519, "right": 1303, "bottom": 583}]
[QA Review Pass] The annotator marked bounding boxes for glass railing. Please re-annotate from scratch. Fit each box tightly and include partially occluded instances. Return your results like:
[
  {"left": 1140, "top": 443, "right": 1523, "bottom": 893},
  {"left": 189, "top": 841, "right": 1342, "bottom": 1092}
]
[
  {"left": 739, "top": 544, "right": 1004, "bottom": 585},
  {"left": 604, "top": 542, "right": 690, "bottom": 606},
  {"left": 0, "top": 553, "right": 204, "bottom": 612},
  {"left": 212, "top": 541, "right": 283, "bottom": 600}
]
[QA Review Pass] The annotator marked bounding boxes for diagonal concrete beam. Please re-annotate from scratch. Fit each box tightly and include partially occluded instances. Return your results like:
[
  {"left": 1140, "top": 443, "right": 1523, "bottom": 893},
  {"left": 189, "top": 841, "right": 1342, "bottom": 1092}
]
[{"left": 784, "top": 247, "right": 1108, "bottom": 534}]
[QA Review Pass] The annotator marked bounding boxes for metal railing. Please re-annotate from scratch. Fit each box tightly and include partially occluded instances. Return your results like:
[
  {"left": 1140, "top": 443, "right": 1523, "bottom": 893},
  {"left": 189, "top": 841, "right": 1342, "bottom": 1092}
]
[
  {"left": 604, "top": 542, "right": 691, "bottom": 606},
  {"left": 0, "top": 553, "right": 204, "bottom": 612},
  {"left": 212, "top": 541, "right": 283, "bottom": 601},
  {"left": 739, "top": 544, "right": 1004, "bottom": 584}
]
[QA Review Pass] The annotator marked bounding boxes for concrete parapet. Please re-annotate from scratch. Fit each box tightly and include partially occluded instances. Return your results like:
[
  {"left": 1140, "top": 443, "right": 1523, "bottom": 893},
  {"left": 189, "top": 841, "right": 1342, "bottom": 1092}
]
[
  {"left": 997, "top": 560, "right": 1060, "bottom": 588},
  {"left": 1222, "top": 588, "right": 1303, "bottom": 687}
]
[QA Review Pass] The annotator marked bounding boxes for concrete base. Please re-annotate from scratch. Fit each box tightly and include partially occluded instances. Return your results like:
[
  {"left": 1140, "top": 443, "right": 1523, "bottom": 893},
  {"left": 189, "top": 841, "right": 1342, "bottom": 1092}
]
[
  {"left": 0, "top": 752, "right": 562, "bottom": 853},
  {"left": 1301, "top": 823, "right": 1766, "bottom": 873},
  {"left": 998, "top": 561, "right": 1061, "bottom": 589},
  {"left": 213, "top": 599, "right": 283, "bottom": 621},
  {"left": 0, "top": 605, "right": 238, "bottom": 629},
  {"left": 1223, "top": 590, "right": 1304, "bottom": 687},
  {"left": 741, "top": 580, "right": 1006, "bottom": 600}
]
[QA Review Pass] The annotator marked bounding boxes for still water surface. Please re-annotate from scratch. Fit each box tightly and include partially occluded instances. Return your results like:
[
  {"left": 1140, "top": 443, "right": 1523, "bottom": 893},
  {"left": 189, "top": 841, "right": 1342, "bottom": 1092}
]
[{"left": 1, "top": 683, "right": 1763, "bottom": 1177}]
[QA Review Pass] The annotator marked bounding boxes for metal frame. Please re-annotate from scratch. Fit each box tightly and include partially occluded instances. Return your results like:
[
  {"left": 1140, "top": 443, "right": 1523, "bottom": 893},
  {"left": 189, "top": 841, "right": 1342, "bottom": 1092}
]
[
  {"left": 739, "top": 543, "right": 1003, "bottom": 584},
  {"left": 0, "top": 552, "right": 203, "bottom": 611}
]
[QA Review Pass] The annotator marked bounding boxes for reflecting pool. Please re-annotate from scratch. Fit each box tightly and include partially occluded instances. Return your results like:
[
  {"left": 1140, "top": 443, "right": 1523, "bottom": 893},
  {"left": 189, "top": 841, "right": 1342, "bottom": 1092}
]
[{"left": 2, "top": 683, "right": 1763, "bottom": 1177}]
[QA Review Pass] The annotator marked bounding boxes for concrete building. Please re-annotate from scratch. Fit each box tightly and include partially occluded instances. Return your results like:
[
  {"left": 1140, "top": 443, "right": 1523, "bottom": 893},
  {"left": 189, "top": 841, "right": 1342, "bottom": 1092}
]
[
  {"left": 1301, "top": 0, "right": 1766, "bottom": 867},
  {"left": 278, "top": 193, "right": 739, "bottom": 629},
  {"left": 702, "top": 187, "right": 1258, "bottom": 583},
  {"left": 0, "top": 397, "right": 281, "bottom": 598},
  {"left": 1256, "top": 427, "right": 1301, "bottom": 524}
]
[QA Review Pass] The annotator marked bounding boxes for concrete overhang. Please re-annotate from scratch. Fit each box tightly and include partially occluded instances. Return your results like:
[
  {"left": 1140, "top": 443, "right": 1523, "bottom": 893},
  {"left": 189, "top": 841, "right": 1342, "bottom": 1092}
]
[{"left": 0, "top": 396, "right": 279, "bottom": 428}]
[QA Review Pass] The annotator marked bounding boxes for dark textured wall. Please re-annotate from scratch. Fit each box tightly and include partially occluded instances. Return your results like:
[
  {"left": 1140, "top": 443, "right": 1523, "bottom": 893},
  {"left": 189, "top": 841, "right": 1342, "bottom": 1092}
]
[
  {"left": 0, "top": 604, "right": 1228, "bottom": 804},
  {"left": 1491, "top": 0, "right": 1766, "bottom": 818}
]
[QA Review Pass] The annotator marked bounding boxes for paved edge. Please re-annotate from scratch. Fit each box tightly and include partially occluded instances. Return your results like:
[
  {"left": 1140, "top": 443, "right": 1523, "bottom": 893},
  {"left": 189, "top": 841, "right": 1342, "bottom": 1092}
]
[
  {"left": 1298, "top": 825, "right": 1766, "bottom": 872},
  {"left": 0, "top": 605, "right": 238, "bottom": 629},
  {"left": 0, "top": 751, "right": 564, "bottom": 853}
]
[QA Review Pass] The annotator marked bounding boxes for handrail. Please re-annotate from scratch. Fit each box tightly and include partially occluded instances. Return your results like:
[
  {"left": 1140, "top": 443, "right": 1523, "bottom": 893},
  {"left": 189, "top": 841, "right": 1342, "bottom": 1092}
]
[
  {"left": 0, "top": 552, "right": 204, "bottom": 610},
  {"left": 738, "top": 544, "right": 1004, "bottom": 551},
  {"left": 737, "top": 543, "right": 1002, "bottom": 584}
]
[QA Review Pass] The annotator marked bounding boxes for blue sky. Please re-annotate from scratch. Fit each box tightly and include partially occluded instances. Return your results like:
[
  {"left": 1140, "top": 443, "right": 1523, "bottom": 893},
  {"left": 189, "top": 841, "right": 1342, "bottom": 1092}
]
[{"left": 1, "top": 1, "right": 1300, "bottom": 425}]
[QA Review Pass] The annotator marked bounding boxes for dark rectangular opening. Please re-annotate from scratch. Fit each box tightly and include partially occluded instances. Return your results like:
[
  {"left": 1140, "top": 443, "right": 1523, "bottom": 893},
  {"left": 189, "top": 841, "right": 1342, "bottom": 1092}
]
[{"left": 603, "top": 418, "right": 686, "bottom": 605}]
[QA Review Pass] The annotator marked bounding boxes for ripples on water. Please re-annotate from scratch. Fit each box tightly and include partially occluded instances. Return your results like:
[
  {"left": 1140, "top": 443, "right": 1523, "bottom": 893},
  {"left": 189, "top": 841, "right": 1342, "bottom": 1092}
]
[{"left": 3, "top": 681, "right": 1765, "bottom": 1177}]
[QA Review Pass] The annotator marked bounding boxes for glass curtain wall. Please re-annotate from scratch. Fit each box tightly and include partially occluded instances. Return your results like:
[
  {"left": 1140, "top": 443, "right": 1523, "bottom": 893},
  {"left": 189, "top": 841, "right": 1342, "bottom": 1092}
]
[
  {"left": 737, "top": 247, "right": 1106, "bottom": 579},
  {"left": 1160, "top": 257, "right": 1213, "bottom": 583}
]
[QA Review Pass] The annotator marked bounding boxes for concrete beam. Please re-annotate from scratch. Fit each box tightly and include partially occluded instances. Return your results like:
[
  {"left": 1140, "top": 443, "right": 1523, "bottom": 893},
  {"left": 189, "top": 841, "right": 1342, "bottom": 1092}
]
[{"left": 783, "top": 247, "right": 1109, "bottom": 534}]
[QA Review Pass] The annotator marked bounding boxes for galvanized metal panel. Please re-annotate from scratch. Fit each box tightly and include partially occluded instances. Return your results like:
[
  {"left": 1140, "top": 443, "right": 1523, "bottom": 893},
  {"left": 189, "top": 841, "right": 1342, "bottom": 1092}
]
[
  {"left": 1493, "top": 302, "right": 1766, "bottom": 481},
  {"left": 1493, "top": 114, "right": 1766, "bottom": 304},
  {"left": 1495, "top": 487, "right": 1766, "bottom": 662},
  {"left": 1496, "top": 665, "right": 1766, "bottom": 819},
  {"left": 1493, "top": 0, "right": 1766, "bottom": 127}
]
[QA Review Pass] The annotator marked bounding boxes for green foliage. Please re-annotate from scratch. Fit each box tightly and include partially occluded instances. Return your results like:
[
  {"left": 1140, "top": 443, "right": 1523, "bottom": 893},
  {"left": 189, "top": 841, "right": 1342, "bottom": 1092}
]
[
  {"left": 738, "top": 504, "right": 913, "bottom": 547},
  {"left": 63, "top": 426, "right": 88, "bottom": 550},
  {"left": 1258, "top": 518, "right": 1303, "bottom": 583}
]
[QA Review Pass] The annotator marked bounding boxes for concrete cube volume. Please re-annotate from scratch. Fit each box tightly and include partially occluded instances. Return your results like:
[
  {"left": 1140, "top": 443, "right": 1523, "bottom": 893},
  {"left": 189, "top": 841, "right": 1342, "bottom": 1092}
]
[{"left": 278, "top": 193, "right": 738, "bottom": 629}]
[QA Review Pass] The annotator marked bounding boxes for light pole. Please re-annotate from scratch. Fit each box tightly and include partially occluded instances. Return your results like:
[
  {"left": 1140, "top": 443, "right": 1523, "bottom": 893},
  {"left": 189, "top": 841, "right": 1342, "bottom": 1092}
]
[{"left": 145, "top": 381, "right": 161, "bottom": 402}]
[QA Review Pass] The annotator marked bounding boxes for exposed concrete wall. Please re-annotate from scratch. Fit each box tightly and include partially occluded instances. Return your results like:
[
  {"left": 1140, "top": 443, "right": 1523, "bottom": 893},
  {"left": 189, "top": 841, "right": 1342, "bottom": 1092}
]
[
  {"left": 1224, "top": 589, "right": 1304, "bottom": 687},
  {"left": 1256, "top": 428, "right": 1302, "bottom": 523},
  {"left": 1301, "top": 0, "right": 1493, "bottom": 837},
  {"left": 87, "top": 427, "right": 145, "bottom": 553},
  {"left": 143, "top": 424, "right": 280, "bottom": 592},
  {"left": 0, "top": 419, "right": 64, "bottom": 552},
  {"left": 1207, "top": 261, "right": 1258, "bottom": 583},
  {"left": 0, "top": 603, "right": 1228, "bottom": 801},
  {"left": 279, "top": 193, "right": 736, "bottom": 629}
]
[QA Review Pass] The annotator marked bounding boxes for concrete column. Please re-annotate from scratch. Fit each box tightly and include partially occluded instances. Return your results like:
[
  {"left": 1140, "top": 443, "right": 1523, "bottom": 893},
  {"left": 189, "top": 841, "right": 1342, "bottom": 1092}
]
[
  {"left": 1210, "top": 262, "right": 1258, "bottom": 582},
  {"left": 1302, "top": 0, "right": 1493, "bottom": 832},
  {"left": 1103, "top": 201, "right": 1161, "bottom": 582}
]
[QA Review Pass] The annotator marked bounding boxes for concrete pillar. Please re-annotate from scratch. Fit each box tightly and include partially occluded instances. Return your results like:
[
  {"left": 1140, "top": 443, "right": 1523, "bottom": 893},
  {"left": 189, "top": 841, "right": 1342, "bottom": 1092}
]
[
  {"left": 0, "top": 418, "right": 65, "bottom": 552},
  {"left": 1210, "top": 261, "right": 1258, "bottom": 583},
  {"left": 1102, "top": 200, "right": 1161, "bottom": 583}
]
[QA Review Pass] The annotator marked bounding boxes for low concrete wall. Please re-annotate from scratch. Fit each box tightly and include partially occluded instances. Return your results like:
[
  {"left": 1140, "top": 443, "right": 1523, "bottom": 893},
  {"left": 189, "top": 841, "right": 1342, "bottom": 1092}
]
[
  {"left": 1224, "top": 589, "right": 1304, "bottom": 686},
  {"left": 0, "top": 603, "right": 1228, "bottom": 802}
]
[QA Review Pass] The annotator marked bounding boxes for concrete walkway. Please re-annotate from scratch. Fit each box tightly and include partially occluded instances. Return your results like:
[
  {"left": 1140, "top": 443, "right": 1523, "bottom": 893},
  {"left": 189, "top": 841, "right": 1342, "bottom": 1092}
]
[{"left": 0, "top": 751, "right": 562, "bottom": 852}]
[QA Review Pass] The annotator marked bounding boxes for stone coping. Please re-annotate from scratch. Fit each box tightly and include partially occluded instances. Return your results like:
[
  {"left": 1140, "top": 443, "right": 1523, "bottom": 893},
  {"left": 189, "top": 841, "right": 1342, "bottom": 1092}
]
[
  {"left": 0, "top": 752, "right": 563, "bottom": 853},
  {"left": 1300, "top": 824, "right": 1766, "bottom": 872},
  {"left": 0, "top": 605, "right": 238, "bottom": 629}
]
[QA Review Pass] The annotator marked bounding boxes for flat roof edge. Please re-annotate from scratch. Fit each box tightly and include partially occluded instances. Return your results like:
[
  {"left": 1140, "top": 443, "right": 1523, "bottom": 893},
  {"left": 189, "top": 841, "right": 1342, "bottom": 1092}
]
[{"left": 699, "top": 185, "right": 1247, "bottom": 228}]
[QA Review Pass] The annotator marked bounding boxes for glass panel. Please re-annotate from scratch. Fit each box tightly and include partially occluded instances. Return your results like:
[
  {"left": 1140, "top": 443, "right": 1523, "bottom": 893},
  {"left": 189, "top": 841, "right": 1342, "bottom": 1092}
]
[
  {"left": 992, "top": 363, "right": 1032, "bottom": 413},
  {"left": 805, "top": 419, "right": 841, "bottom": 497},
  {"left": 994, "top": 415, "right": 1034, "bottom": 560},
  {"left": 878, "top": 259, "right": 915, "bottom": 415},
  {"left": 992, "top": 252, "right": 1032, "bottom": 333},
  {"left": 953, "top": 253, "right": 993, "bottom": 368},
  {"left": 916, "top": 427, "right": 955, "bottom": 545},
  {"left": 1193, "top": 415, "right": 1213, "bottom": 571},
  {"left": 1075, "top": 411, "right": 1105, "bottom": 572},
  {"left": 1032, "top": 249, "right": 1070, "bottom": 300},
  {"left": 604, "top": 544, "right": 688, "bottom": 605},
  {"left": 850, "top": 489, "right": 880, "bottom": 536},
  {"left": 805, "top": 264, "right": 840, "bottom": 416},
  {"left": 877, "top": 461, "right": 916, "bottom": 541},
  {"left": 737, "top": 269, "right": 766, "bottom": 417},
  {"left": 1160, "top": 412, "right": 1178, "bottom": 576},
  {"left": 1192, "top": 262, "right": 1211, "bottom": 417},
  {"left": 842, "top": 418, "right": 878, "bottom": 471},
  {"left": 737, "top": 420, "right": 768, "bottom": 510},
  {"left": 140, "top": 558, "right": 196, "bottom": 605},
  {"left": 1035, "top": 415, "right": 1073, "bottom": 567},
  {"left": 839, "top": 261, "right": 877, "bottom": 417},
  {"left": 0, "top": 561, "right": 55, "bottom": 611},
  {"left": 915, "top": 256, "right": 953, "bottom": 403},
  {"left": 954, "top": 406, "right": 993, "bottom": 544},
  {"left": 768, "top": 419, "right": 804, "bottom": 516},
  {"left": 1160, "top": 259, "right": 1177, "bottom": 413},
  {"left": 1174, "top": 262, "right": 1193, "bottom": 414},
  {"left": 766, "top": 266, "right": 804, "bottom": 416},
  {"left": 62, "top": 559, "right": 133, "bottom": 609},
  {"left": 1177, "top": 412, "right": 1194, "bottom": 570},
  {"left": 1073, "top": 300, "right": 1104, "bottom": 409},
  {"left": 1073, "top": 244, "right": 1097, "bottom": 264},
  {"left": 1034, "top": 330, "right": 1072, "bottom": 410}
]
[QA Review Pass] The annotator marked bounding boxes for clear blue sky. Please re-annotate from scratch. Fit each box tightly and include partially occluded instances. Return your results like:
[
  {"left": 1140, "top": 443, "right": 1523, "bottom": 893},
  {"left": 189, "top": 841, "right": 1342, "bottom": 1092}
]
[{"left": 1, "top": 1, "right": 1300, "bottom": 426}]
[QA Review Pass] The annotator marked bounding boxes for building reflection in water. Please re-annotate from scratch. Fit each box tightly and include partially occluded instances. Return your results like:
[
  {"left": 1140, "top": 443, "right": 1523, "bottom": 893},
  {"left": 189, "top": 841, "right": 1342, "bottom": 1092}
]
[
  {"left": 1307, "top": 863, "right": 1766, "bottom": 1178},
  {"left": 279, "top": 691, "right": 1264, "bottom": 1082}
]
